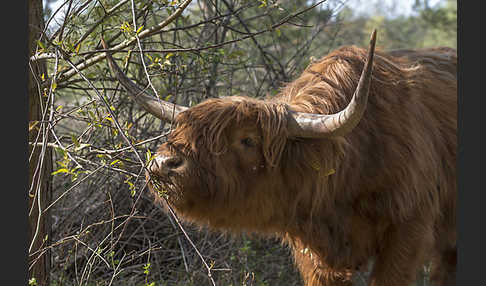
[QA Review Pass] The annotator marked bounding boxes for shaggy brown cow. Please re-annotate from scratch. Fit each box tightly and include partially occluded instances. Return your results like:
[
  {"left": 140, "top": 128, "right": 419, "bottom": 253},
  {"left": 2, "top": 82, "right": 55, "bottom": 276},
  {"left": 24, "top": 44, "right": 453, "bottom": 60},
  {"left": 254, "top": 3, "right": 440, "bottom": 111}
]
[{"left": 102, "top": 30, "right": 456, "bottom": 286}]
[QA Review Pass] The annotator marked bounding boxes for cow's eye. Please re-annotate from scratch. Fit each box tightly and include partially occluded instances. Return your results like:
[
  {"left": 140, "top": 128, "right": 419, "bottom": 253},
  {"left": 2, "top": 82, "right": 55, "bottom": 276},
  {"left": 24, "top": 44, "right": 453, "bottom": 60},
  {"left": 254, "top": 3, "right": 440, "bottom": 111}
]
[{"left": 241, "top": 137, "right": 256, "bottom": 148}]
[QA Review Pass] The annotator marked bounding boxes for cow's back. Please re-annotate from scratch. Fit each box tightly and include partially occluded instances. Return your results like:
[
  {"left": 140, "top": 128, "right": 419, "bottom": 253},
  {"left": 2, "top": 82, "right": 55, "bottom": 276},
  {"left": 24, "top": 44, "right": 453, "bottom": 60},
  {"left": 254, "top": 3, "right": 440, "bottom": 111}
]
[{"left": 282, "top": 45, "right": 457, "bottom": 235}]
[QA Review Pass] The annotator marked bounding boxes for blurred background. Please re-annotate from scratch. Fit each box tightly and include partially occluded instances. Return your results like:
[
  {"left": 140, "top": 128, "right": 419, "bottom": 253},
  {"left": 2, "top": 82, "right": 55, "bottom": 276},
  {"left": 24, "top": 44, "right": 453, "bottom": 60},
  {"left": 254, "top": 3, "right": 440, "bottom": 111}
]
[{"left": 29, "top": 0, "right": 456, "bottom": 285}]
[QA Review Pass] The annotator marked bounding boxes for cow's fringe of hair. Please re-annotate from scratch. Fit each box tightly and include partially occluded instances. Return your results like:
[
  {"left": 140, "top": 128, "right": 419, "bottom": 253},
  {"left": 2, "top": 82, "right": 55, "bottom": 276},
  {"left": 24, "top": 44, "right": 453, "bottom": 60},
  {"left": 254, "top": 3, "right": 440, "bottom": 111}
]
[
  {"left": 163, "top": 96, "right": 292, "bottom": 231},
  {"left": 171, "top": 96, "right": 290, "bottom": 168}
]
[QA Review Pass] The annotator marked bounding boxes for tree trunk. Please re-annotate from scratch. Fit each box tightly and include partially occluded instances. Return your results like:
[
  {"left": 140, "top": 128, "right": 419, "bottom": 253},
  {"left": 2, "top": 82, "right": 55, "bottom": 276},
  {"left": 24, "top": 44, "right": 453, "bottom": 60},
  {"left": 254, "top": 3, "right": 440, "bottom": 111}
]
[{"left": 28, "top": 1, "right": 52, "bottom": 285}]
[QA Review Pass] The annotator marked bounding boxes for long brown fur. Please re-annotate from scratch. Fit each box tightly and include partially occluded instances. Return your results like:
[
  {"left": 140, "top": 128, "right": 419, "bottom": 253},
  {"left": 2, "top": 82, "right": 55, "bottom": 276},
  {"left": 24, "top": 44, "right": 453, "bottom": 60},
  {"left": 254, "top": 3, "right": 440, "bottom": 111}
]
[{"left": 148, "top": 45, "right": 456, "bottom": 286}]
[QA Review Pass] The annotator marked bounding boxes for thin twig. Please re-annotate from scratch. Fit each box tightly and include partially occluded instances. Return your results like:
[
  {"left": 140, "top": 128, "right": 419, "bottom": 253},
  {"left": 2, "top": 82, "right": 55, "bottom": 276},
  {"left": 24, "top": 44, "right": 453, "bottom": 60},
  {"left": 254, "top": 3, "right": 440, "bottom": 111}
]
[{"left": 165, "top": 201, "right": 217, "bottom": 286}]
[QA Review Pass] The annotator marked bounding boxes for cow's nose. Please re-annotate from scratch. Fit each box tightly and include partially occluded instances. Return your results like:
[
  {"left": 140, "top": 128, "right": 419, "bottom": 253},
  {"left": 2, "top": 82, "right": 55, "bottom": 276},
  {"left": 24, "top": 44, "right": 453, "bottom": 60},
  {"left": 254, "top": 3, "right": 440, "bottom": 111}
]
[{"left": 149, "top": 154, "right": 184, "bottom": 175}]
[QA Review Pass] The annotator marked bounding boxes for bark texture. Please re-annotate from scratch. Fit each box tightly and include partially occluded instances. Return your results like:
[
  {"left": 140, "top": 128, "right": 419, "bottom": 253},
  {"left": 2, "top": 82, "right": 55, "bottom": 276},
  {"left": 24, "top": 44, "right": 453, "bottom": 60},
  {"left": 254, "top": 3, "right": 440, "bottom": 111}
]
[{"left": 28, "top": 1, "right": 52, "bottom": 285}]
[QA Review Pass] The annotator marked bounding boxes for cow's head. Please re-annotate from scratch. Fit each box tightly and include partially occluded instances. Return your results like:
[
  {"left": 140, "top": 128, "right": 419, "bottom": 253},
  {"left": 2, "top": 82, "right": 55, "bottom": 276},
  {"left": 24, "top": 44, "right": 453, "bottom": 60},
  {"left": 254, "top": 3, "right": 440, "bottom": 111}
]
[{"left": 102, "top": 30, "right": 376, "bottom": 230}]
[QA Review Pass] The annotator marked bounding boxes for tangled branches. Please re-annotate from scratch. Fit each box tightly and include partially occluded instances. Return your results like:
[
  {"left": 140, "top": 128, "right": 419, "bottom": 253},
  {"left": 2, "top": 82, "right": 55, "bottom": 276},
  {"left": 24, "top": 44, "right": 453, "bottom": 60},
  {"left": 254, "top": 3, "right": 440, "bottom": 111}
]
[{"left": 28, "top": 0, "right": 345, "bottom": 285}]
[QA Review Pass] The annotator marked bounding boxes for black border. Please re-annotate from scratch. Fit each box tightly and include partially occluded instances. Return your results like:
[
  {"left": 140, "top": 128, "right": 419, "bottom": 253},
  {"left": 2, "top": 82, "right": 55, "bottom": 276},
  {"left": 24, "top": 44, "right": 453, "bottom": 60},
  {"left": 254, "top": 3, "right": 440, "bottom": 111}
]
[
  {"left": 457, "top": 1, "right": 477, "bottom": 286},
  {"left": 17, "top": 1, "right": 467, "bottom": 285},
  {"left": 11, "top": 0, "right": 29, "bottom": 285}
]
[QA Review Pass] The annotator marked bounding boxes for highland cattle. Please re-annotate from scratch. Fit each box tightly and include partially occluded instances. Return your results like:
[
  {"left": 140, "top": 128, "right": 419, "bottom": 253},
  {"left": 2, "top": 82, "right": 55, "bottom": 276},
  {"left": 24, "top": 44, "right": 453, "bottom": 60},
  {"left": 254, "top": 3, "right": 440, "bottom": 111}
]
[{"left": 103, "top": 30, "right": 456, "bottom": 286}]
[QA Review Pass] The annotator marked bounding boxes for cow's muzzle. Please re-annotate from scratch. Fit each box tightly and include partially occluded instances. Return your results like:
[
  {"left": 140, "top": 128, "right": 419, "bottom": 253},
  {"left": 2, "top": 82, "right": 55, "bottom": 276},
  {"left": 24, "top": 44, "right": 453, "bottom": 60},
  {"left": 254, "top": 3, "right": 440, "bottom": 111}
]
[{"left": 148, "top": 154, "right": 186, "bottom": 177}]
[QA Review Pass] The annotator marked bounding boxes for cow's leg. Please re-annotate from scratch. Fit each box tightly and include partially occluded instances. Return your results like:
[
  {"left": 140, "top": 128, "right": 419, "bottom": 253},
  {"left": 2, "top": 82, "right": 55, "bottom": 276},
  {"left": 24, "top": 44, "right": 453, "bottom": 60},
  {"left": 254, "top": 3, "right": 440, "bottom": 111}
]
[
  {"left": 368, "top": 218, "right": 434, "bottom": 286},
  {"left": 430, "top": 246, "right": 456, "bottom": 286},
  {"left": 292, "top": 247, "right": 354, "bottom": 286},
  {"left": 430, "top": 219, "right": 456, "bottom": 286}
]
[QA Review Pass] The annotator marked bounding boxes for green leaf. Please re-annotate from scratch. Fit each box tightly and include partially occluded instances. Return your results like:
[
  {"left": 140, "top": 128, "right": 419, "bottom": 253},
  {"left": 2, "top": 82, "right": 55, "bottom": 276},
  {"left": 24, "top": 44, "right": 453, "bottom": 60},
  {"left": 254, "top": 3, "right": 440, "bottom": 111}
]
[
  {"left": 105, "top": 116, "right": 114, "bottom": 123},
  {"left": 120, "top": 21, "right": 132, "bottom": 33},
  {"left": 52, "top": 168, "right": 70, "bottom": 175},
  {"left": 37, "top": 40, "right": 46, "bottom": 51},
  {"left": 71, "top": 134, "right": 80, "bottom": 148},
  {"left": 29, "top": 120, "right": 39, "bottom": 132},
  {"left": 54, "top": 146, "right": 66, "bottom": 157},
  {"left": 145, "top": 149, "right": 153, "bottom": 162},
  {"left": 143, "top": 262, "right": 151, "bottom": 274},
  {"left": 108, "top": 251, "right": 115, "bottom": 258},
  {"left": 325, "top": 168, "right": 336, "bottom": 176}
]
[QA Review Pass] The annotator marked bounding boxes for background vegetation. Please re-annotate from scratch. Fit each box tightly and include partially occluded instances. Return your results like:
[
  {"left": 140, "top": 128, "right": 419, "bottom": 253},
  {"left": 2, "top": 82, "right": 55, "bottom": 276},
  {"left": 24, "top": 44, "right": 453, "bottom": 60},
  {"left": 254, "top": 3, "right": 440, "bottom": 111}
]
[{"left": 28, "top": 0, "right": 456, "bottom": 285}]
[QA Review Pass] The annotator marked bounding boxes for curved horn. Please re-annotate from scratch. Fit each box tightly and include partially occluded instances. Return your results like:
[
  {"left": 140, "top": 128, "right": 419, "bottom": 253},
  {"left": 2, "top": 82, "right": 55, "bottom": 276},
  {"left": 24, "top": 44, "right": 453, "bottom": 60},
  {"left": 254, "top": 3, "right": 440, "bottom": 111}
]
[
  {"left": 287, "top": 29, "right": 377, "bottom": 138},
  {"left": 101, "top": 38, "right": 187, "bottom": 122}
]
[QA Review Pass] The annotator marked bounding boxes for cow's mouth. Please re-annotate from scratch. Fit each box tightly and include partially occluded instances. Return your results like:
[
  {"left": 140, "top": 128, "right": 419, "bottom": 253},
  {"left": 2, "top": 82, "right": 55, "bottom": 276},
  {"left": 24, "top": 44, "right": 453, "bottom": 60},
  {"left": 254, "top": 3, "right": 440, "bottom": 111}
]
[{"left": 146, "top": 171, "right": 184, "bottom": 203}]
